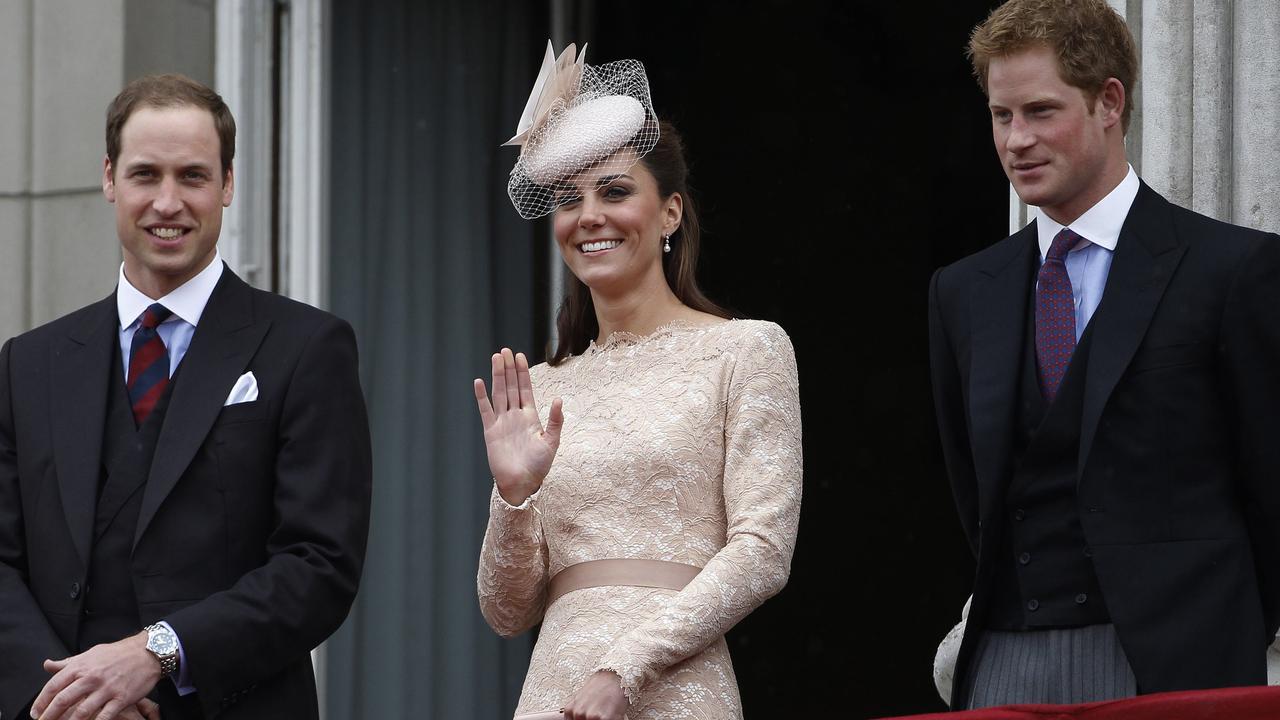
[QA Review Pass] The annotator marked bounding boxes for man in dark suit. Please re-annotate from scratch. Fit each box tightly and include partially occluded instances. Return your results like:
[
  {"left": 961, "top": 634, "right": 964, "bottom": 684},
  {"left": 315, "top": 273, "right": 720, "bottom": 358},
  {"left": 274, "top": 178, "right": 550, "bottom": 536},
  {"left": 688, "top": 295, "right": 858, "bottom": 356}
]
[
  {"left": 0, "top": 74, "right": 372, "bottom": 719},
  {"left": 929, "top": 0, "right": 1280, "bottom": 710}
]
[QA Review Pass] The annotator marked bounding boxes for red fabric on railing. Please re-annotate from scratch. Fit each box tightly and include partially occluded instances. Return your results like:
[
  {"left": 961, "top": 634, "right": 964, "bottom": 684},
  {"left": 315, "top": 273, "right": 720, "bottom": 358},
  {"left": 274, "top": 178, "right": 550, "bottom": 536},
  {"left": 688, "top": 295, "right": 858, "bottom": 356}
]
[{"left": 876, "top": 685, "right": 1280, "bottom": 719}]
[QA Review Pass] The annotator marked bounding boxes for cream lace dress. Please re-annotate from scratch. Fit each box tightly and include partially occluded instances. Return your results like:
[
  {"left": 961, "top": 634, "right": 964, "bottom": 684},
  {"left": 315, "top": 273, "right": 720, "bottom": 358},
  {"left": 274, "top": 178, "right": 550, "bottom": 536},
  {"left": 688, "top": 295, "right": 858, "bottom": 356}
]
[{"left": 478, "top": 319, "right": 803, "bottom": 718}]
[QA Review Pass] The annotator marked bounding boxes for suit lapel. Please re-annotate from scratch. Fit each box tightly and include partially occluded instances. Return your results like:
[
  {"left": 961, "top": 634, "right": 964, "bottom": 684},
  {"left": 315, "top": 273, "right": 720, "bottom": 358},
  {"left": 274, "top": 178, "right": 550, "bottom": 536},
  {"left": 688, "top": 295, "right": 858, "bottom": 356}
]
[
  {"left": 1079, "top": 184, "right": 1186, "bottom": 471},
  {"left": 134, "top": 267, "right": 271, "bottom": 549},
  {"left": 968, "top": 223, "right": 1038, "bottom": 520},
  {"left": 51, "top": 295, "right": 118, "bottom": 566}
]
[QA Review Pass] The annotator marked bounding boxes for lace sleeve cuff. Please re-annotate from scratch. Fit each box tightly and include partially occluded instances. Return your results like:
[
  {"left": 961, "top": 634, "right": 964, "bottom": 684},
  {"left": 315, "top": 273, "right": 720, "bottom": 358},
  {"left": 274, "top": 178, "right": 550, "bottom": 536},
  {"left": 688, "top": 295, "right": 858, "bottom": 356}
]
[
  {"left": 491, "top": 483, "right": 541, "bottom": 513},
  {"left": 591, "top": 662, "right": 643, "bottom": 707}
]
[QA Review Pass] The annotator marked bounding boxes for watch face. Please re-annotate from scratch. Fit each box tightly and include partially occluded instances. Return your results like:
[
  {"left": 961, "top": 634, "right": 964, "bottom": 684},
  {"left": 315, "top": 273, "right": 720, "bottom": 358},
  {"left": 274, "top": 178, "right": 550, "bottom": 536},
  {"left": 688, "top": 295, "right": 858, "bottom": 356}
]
[{"left": 148, "top": 629, "right": 179, "bottom": 656}]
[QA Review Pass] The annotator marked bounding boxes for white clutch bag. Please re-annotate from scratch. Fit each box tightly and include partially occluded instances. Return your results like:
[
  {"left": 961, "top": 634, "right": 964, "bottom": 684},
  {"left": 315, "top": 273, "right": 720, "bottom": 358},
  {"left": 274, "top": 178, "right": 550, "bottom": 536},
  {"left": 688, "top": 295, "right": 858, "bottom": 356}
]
[{"left": 514, "top": 713, "right": 564, "bottom": 720}]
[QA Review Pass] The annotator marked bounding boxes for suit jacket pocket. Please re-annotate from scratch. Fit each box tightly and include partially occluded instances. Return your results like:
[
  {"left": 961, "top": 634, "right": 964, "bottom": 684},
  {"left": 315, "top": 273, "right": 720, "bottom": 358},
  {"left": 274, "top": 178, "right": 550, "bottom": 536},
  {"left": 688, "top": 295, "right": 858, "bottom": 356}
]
[
  {"left": 214, "top": 399, "right": 270, "bottom": 426},
  {"left": 1127, "top": 341, "right": 1212, "bottom": 374}
]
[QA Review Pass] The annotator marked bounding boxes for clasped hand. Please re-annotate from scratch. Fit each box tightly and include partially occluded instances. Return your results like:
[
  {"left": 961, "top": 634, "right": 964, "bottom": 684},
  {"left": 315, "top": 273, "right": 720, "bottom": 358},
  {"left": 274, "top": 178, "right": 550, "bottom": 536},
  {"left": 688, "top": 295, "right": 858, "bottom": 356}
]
[
  {"left": 31, "top": 631, "right": 163, "bottom": 720},
  {"left": 473, "top": 348, "right": 564, "bottom": 506}
]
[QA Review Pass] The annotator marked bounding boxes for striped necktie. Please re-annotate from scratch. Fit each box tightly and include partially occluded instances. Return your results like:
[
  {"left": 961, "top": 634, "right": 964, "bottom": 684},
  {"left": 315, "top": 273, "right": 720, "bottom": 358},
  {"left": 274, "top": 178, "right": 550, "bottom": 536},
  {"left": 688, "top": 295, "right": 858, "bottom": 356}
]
[
  {"left": 128, "top": 303, "right": 174, "bottom": 425},
  {"left": 1035, "top": 228, "right": 1080, "bottom": 401}
]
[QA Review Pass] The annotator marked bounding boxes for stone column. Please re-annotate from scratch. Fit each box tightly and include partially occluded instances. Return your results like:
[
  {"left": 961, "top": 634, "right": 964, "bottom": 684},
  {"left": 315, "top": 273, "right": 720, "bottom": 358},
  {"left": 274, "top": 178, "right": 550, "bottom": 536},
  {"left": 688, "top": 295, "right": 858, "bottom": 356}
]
[
  {"left": 0, "top": 0, "right": 125, "bottom": 340},
  {"left": 0, "top": 0, "right": 216, "bottom": 341},
  {"left": 0, "top": 0, "right": 34, "bottom": 340}
]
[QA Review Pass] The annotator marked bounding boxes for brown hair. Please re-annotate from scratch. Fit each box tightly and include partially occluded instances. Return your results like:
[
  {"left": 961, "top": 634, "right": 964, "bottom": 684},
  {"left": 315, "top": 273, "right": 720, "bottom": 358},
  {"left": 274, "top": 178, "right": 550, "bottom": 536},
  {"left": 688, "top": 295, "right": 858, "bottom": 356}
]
[
  {"left": 968, "top": 0, "right": 1138, "bottom": 131},
  {"left": 106, "top": 74, "right": 236, "bottom": 179},
  {"left": 548, "top": 119, "right": 730, "bottom": 365}
]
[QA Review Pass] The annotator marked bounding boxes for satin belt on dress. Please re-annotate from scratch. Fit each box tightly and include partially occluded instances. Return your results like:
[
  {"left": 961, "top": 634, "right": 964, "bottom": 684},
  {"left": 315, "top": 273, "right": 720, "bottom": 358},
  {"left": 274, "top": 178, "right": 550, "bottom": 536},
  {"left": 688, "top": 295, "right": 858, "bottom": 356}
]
[{"left": 545, "top": 558, "right": 703, "bottom": 608}]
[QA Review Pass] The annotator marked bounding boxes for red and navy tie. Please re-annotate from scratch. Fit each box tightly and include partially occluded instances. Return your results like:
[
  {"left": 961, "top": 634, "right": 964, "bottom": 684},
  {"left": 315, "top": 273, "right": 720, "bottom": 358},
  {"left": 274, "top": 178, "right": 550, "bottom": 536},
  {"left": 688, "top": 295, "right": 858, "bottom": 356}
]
[
  {"left": 128, "top": 303, "right": 174, "bottom": 425},
  {"left": 1035, "top": 228, "right": 1080, "bottom": 401}
]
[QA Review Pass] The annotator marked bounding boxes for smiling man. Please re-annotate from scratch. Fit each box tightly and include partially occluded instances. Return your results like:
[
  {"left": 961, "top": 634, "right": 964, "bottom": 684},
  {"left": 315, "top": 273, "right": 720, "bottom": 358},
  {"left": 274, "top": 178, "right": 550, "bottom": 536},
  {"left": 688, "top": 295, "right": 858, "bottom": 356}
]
[
  {"left": 929, "top": 0, "right": 1280, "bottom": 710},
  {"left": 0, "top": 74, "right": 372, "bottom": 720}
]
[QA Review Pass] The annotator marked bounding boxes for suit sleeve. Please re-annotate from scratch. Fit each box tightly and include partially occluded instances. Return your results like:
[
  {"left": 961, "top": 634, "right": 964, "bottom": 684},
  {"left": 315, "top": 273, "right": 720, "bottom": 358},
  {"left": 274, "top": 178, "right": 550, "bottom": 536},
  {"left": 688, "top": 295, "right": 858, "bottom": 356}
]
[
  {"left": 164, "top": 316, "right": 372, "bottom": 715},
  {"left": 0, "top": 338, "right": 71, "bottom": 718},
  {"left": 928, "top": 268, "right": 980, "bottom": 556},
  {"left": 1219, "top": 232, "right": 1280, "bottom": 643}
]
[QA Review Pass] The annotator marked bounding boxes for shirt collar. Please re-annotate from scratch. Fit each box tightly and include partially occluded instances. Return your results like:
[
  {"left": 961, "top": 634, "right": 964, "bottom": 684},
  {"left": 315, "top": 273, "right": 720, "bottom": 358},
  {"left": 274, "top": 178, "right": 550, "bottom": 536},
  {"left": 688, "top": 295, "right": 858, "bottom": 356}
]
[
  {"left": 1035, "top": 164, "right": 1139, "bottom": 259},
  {"left": 117, "top": 251, "right": 225, "bottom": 330}
]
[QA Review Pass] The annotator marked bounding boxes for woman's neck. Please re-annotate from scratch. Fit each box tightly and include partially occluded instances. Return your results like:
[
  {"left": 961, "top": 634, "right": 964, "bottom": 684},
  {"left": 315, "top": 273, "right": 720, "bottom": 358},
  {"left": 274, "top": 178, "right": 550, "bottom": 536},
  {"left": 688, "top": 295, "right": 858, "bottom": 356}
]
[{"left": 590, "top": 270, "right": 688, "bottom": 342}]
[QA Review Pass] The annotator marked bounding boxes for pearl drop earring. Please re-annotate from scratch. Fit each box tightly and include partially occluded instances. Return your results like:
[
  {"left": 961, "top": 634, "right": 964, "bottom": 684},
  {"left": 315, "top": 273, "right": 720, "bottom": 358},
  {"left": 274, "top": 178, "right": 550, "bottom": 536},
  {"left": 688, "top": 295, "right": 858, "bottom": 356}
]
[{"left": 663, "top": 234, "right": 671, "bottom": 253}]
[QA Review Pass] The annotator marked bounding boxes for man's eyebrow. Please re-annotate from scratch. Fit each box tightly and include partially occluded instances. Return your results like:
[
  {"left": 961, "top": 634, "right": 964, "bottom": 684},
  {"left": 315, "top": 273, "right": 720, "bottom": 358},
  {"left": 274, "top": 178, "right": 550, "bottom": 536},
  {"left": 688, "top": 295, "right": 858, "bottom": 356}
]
[{"left": 121, "top": 160, "right": 215, "bottom": 171}]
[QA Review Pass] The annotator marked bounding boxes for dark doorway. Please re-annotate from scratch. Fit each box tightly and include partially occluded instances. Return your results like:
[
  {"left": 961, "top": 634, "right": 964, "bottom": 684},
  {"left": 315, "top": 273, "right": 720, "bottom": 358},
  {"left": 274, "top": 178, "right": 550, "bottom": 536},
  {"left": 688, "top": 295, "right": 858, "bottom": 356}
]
[{"left": 580, "top": 1, "right": 1007, "bottom": 716}]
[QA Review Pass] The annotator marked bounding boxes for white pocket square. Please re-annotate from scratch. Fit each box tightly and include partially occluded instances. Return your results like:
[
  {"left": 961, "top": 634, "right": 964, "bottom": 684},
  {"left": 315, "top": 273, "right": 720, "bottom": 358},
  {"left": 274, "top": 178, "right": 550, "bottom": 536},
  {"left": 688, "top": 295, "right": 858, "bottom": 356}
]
[{"left": 225, "top": 371, "right": 259, "bottom": 406}]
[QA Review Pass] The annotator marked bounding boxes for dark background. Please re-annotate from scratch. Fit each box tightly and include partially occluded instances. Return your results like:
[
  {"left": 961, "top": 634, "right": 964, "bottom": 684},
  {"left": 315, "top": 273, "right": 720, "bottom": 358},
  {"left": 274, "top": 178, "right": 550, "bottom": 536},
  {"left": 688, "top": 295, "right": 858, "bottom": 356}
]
[{"left": 558, "top": 1, "right": 1008, "bottom": 716}]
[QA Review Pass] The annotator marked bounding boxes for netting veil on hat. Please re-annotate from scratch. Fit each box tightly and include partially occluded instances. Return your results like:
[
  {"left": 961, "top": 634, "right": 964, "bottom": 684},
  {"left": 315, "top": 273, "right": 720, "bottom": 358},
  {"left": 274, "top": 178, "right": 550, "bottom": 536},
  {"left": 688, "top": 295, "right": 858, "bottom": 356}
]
[{"left": 504, "top": 41, "right": 660, "bottom": 220}]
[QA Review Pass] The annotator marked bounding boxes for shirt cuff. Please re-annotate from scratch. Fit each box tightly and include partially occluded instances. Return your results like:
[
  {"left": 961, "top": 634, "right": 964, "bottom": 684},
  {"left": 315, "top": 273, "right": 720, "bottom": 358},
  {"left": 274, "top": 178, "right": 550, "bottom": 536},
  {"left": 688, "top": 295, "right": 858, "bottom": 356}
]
[{"left": 157, "top": 621, "right": 196, "bottom": 696}]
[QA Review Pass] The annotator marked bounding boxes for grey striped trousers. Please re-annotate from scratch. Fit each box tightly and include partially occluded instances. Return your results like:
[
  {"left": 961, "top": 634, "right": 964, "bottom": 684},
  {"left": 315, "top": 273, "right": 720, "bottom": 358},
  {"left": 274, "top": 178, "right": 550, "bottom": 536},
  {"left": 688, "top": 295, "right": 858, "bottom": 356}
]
[{"left": 964, "top": 624, "right": 1138, "bottom": 709}]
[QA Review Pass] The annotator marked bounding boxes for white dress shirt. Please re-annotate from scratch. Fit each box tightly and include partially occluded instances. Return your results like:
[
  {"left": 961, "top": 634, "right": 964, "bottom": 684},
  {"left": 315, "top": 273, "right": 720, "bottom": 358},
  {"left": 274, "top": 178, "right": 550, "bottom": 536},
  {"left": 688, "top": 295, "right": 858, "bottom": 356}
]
[
  {"left": 1033, "top": 165, "right": 1140, "bottom": 340},
  {"left": 117, "top": 251, "right": 224, "bottom": 377}
]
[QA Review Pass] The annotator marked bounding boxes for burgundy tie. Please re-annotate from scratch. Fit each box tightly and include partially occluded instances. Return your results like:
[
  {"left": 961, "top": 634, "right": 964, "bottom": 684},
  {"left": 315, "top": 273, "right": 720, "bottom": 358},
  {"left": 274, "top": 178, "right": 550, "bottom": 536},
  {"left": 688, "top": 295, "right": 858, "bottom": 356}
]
[
  {"left": 1035, "top": 228, "right": 1080, "bottom": 401},
  {"left": 128, "top": 303, "right": 174, "bottom": 425}
]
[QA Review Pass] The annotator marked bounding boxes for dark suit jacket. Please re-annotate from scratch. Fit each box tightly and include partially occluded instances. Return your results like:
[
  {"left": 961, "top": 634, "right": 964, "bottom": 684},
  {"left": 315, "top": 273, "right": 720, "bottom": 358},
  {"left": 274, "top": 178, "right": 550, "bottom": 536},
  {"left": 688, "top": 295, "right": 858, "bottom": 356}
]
[
  {"left": 929, "top": 183, "right": 1280, "bottom": 706},
  {"left": 0, "top": 266, "right": 373, "bottom": 719}
]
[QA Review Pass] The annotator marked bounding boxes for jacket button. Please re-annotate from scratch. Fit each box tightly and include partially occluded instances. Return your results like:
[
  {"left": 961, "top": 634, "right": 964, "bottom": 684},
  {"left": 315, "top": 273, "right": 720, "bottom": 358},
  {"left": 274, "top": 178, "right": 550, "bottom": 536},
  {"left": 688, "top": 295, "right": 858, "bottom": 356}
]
[
  {"left": 69, "top": 582, "right": 81, "bottom": 599},
  {"left": 1076, "top": 593, "right": 1088, "bottom": 604},
  {"left": 1083, "top": 546, "right": 1093, "bottom": 558},
  {"left": 1014, "top": 509, "right": 1026, "bottom": 521},
  {"left": 1018, "top": 552, "right": 1031, "bottom": 565},
  {"left": 1027, "top": 598, "right": 1040, "bottom": 611}
]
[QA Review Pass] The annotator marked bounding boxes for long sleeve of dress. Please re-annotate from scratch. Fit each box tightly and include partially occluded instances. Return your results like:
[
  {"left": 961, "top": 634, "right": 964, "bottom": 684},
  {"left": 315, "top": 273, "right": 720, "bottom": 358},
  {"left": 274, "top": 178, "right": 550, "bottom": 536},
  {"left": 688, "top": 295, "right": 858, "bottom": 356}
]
[
  {"left": 593, "top": 323, "right": 803, "bottom": 702},
  {"left": 477, "top": 485, "right": 549, "bottom": 637}
]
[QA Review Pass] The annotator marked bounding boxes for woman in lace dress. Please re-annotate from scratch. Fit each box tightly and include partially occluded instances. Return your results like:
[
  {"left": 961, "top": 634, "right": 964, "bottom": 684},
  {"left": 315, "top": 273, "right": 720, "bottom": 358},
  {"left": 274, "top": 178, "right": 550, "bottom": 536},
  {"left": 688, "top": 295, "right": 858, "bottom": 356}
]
[{"left": 474, "top": 44, "right": 802, "bottom": 720}]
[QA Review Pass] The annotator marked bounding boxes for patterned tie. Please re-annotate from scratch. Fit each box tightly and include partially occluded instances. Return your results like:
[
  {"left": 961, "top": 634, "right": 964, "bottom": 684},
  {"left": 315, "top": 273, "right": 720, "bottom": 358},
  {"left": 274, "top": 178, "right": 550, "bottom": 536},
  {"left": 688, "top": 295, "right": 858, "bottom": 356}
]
[
  {"left": 1035, "top": 228, "right": 1080, "bottom": 401},
  {"left": 128, "top": 303, "right": 174, "bottom": 425}
]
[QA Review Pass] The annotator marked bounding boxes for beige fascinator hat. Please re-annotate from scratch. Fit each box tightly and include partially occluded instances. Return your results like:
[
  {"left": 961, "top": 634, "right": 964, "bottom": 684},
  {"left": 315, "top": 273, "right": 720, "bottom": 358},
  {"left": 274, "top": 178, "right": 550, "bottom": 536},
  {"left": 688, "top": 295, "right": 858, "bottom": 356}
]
[{"left": 505, "top": 41, "right": 660, "bottom": 219}]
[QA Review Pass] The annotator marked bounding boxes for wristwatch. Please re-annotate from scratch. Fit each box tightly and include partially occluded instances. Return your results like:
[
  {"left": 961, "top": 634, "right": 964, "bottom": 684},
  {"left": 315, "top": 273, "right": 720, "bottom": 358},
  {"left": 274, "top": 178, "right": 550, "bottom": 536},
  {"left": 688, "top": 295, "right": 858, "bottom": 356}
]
[{"left": 144, "top": 623, "right": 180, "bottom": 676}]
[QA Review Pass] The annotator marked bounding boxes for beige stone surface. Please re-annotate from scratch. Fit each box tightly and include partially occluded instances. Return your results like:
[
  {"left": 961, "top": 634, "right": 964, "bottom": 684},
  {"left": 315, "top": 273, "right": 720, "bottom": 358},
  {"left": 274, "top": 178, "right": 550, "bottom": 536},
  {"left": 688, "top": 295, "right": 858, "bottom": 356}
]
[
  {"left": 124, "top": 0, "right": 216, "bottom": 86},
  {"left": 0, "top": 0, "right": 31, "bottom": 195},
  {"left": 1233, "top": 2, "right": 1280, "bottom": 233},
  {"left": 0, "top": 198, "right": 30, "bottom": 339},
  {"left": 29, "top": 191, "right": 118, "bottom": 327},
  {"left": 30, "top": 0, "right": 124, "bottom": 193},
  {"left": 1140, "top": 0, "right": 1193, "bottom": 207},
  {"left": 1188, "top": 1, "right": 1233, "bottom": 220}
]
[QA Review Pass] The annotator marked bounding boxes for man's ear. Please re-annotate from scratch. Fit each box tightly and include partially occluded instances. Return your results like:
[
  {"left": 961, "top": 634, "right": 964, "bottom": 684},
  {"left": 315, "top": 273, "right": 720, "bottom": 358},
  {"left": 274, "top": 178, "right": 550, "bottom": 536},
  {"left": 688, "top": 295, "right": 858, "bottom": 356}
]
[
  {"left": 1098, "top": 77, "right": 1125, "bottom": 130},
  {"left": 222, "top": 163, "right": 235, "bottom": 207},
  {"left": 102, "top": 155, "right": 116, "bottom": 203}
]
